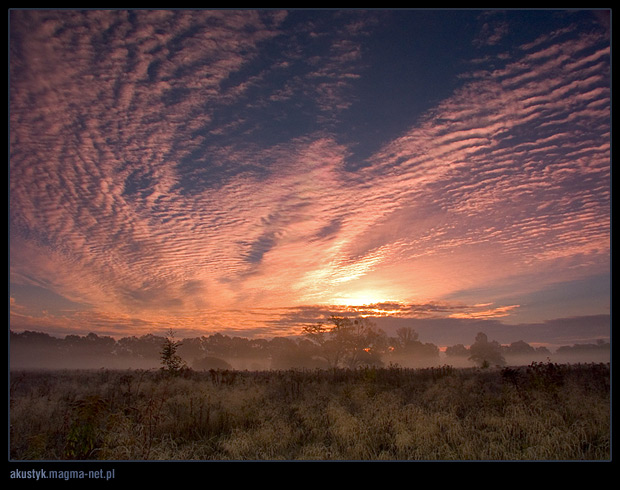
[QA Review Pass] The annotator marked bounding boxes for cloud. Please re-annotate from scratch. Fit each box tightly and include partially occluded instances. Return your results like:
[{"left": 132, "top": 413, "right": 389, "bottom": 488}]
[
  {"left": 10, "top": 11, "right": 610, "bottom": 338},
  {"left": 363, "top": 25, "right": 609, "bottom": 271},
  {"left": 448, "top": 304, "right": 521, "bottom": 320}
]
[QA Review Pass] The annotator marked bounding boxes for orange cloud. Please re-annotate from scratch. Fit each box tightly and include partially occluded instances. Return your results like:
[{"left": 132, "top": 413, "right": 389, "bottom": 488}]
[{"left": 10, "top": 11, "right": 610, "bottom": 339}]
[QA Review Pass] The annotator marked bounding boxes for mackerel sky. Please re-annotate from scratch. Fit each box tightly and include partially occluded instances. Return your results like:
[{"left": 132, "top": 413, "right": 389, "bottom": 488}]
[{"left": 9, "top": 9, "right": 611, "bottom": 346}]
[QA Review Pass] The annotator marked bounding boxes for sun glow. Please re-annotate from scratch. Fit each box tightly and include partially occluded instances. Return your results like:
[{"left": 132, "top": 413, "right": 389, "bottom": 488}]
[
  {"left": 331, "top": 291, "right": 392, "bottom": 307},
  {"left": 324, "top": 288, "right": 408, "bottom": 317}
]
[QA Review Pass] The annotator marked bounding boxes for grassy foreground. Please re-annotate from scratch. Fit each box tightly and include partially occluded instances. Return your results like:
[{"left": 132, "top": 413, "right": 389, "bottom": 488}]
[{"left": 10, "top": 363, "right": 610, "bottom": 461}]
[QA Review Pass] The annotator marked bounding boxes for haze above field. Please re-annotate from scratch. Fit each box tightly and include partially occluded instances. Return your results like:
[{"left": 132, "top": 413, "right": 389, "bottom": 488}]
[{"left": 9, "top": 10, "right": 610, "bottom": 349}]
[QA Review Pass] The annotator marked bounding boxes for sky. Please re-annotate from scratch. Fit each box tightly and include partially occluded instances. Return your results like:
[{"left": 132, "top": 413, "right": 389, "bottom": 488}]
[{"left": 9, "top": 9, "right": 611, "bottom": 348}]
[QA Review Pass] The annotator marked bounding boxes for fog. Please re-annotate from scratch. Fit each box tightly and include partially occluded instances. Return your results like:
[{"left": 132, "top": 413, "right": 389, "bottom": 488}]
[{"left": 9, "top": 329, "right": 610, "bottom": 371}]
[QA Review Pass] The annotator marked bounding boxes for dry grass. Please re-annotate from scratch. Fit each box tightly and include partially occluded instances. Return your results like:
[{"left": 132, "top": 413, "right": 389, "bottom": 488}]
[{"left": 9, "top": 363, "right": 610, "bottom": 461}]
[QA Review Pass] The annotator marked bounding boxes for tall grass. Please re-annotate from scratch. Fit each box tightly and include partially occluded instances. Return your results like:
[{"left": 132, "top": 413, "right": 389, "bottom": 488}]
[{"left": 9, "top": 363, "right": 610, "bottom": 461}]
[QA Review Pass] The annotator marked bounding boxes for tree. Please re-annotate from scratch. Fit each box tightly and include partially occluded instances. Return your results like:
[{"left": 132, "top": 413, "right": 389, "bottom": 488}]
[
  {"left": 389, "top": 326, "right": 439, "bottom": 367},
  {"left": 302, "top": 316, "right": 387, "bottom": 369},
  {"left": 503, "top": 340, "right": 535, "bottom": 356},
  {"left": 468, "top": 332, "right": 505, "bottom": 368},
  {"left": 395, "top": 326, "right": 419, "bottom": 345},
  {"left": 445, "top": 343, "right": 469, "bottom": 358},
  {"left": 268, "top": 337, "right": 319, "bottom": 369},
  {"left": 192, "top": 356, "right": 232, "bottom": 370},
  {"left": 301, "top": 319, "right": 342, "bottom": 368},
  {"left": 160, "top": 329, "right": 186, "bottom": 373}
]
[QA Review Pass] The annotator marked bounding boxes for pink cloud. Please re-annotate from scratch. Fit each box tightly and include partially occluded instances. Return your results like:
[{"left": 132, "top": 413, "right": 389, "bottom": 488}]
[{"left": 10, "top": 11, "right": 610, "bottom": 337}]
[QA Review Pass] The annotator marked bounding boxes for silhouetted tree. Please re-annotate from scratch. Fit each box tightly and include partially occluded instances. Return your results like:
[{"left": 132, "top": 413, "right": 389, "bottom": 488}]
[
  {"left": 302, "top": 316, "right": 387, "bottom": 369},
  {"left": 192, "top": 355, "right": 232, "bottom": 370},
  {"left": 502, "top": 340, "right": 535, "bottom": 356},
  {"left": 396, "top": 326, "right": 419, "bottom": 345},
  {"left": 302, "top": 319, "right": 342, "bottom": 368},
  {"left": 118, "top": 334, "right": 165, "bottom": 360},
  {"left": 501, "top": 340, "right": 552, "bottom": 364},
  {"left": 445, "top": 343, "right": 469, "bottom": 358},
  {"left": 468, "top": 332, "right": 505, "bottom": 368},
  {"left": 389, "top": 326, "right": 439, "bottom": 367},
  {"left": 178, "top": 337, "right": 205, "bottom": 361},
  {"left": 268, "top": 337, "right": 319, "bottom": 369},
  {"left": 160, "top": 329, "right": 186, "bottom": 373}
]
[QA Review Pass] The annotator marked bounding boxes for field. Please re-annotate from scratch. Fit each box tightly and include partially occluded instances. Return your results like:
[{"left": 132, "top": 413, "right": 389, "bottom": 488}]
[{"left": 9, "top": 362, "right": 610, "bottom": 461}]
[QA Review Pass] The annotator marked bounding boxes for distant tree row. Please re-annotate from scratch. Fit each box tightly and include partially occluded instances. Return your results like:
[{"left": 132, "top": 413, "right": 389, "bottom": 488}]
[
  {"left": 9, "top": 318, "right": 610, "bottom": 371},
  {"left": 445, "top": 332, "right": 552, "bottom": 368}
]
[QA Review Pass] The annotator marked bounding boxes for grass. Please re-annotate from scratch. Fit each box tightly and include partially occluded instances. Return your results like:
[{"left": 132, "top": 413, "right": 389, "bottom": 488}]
[{"left": 9, "top": 363, "right": 610, "bottom": 461}]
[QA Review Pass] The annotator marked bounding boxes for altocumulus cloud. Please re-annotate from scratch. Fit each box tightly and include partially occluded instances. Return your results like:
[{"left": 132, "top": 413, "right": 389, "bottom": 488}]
[{"left": 10, "top": 10, "right": 610, "bottom": 341}]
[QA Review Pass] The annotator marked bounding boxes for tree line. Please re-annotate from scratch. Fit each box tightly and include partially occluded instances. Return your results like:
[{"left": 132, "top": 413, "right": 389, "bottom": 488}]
[{"left": 9, "top": 316, "right": 610, "bottom": 371}]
